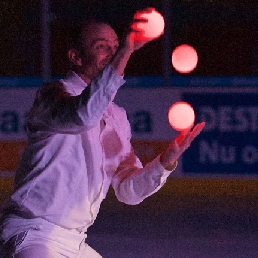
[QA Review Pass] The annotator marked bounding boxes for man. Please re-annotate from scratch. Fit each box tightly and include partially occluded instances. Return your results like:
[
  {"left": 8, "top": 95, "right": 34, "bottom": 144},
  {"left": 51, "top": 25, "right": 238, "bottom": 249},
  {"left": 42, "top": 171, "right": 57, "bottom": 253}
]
[{"left": 0, "top": 15, "right": 205, "bottom": 257}]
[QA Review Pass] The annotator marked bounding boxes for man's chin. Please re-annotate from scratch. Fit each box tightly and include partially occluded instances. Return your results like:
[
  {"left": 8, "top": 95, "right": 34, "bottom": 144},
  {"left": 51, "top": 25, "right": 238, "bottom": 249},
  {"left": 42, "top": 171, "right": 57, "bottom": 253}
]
[
  {"left": 98, "top": 64, "right": 109, "bottom": 72},
  {"left": 100, "top": 60, "right": 111, "bottom": 68}
]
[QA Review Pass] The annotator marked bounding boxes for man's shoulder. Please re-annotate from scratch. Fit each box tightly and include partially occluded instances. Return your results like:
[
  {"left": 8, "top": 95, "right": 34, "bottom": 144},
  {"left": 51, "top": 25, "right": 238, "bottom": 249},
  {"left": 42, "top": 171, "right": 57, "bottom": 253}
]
[
  {"left": 40, "top": 79, "right": 64, "bottom": 91},
  {"left": 39, "top": 80, "right": 67, "bottom": 96},
  {"left": 32, "top": 80, "right": 71, "bottom": 105}
]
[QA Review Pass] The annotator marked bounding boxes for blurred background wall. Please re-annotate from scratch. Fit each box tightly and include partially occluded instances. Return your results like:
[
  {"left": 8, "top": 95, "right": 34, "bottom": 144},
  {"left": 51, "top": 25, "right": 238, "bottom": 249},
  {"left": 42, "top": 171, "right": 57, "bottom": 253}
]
[
  {"left": 1, "top": 0, "right": 258, "bottom": 218},
  {"left": 1, "top": 0, "right": 258, "bottom": 77}
]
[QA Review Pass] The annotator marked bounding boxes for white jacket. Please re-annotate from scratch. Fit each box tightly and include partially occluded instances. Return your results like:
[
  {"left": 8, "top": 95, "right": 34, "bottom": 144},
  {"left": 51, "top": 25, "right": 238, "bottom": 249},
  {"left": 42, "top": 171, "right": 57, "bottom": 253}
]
[{"left": 1, "top": 65, "right": 174, "bottom": 234}]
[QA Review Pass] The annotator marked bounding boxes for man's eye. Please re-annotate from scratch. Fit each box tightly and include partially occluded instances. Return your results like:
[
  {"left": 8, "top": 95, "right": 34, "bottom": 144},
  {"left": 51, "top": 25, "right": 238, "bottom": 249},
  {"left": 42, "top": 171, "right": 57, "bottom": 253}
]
[{"left": 96, "top": 44, "right": 106, "bottom": 50}]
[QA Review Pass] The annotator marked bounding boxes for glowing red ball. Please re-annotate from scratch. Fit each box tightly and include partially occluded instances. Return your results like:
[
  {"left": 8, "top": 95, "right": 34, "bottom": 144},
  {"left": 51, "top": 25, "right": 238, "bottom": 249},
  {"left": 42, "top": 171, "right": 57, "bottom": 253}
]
[
  {"left": 168, "top": 101, "right": 195, "bottom": 131},
  {"left": 172, "top": 44, "right": 198, "bottom": 74},
  {"left": 132, "top": 8, "right": 165, "bottom": 41}
]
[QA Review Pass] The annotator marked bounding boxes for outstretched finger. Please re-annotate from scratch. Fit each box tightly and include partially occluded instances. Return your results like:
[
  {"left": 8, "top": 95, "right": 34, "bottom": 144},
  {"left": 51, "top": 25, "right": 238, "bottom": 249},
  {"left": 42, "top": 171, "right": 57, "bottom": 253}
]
[
  {"left": 176, "top": 129, "right": 190, "bottom": 146},
  {"left": 132, "top": 18, "right": 148, "bottom": 23},
  {"left": 130, "top": 19, "right": 148, "bottom": 35},
  {"left": 190, "top": 122, "right": 205, "bottom": 141},
  {"left": 134, "top": 7, "right": 154, "bottom": 19}
]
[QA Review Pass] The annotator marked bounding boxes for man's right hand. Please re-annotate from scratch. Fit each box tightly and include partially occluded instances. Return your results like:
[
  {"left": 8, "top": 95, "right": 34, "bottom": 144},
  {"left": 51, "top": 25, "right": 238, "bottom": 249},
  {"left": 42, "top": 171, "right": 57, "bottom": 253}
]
[
  {"left": 125, "top": 8, "right": 156, "bottom": 52},
  {"left": 111, "top": 8, "right": 158, "bottom": 75}
]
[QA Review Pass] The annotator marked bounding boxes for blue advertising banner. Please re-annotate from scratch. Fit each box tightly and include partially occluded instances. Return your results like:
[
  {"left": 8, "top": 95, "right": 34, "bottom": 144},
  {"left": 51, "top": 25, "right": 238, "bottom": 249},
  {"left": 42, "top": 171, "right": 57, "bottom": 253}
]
[
  {"left": 1, "top": 76, "right": 258, "bottom": 177},
  {"left": 183, "top": 91, "right": 258, "bottom": 175}
]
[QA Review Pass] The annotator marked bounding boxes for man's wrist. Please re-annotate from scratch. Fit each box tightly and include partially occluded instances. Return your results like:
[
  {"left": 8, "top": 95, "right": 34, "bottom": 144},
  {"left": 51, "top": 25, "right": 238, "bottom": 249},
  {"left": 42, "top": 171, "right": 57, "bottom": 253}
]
[
  {"left": 159, "top": 153, "right": 177, "bottom": 171},
  {"left": 111, "top": 47, "right": 132, "bottom": 76},
  {"left": 162, "top": 160, "right": 177, "bottom": 171}
]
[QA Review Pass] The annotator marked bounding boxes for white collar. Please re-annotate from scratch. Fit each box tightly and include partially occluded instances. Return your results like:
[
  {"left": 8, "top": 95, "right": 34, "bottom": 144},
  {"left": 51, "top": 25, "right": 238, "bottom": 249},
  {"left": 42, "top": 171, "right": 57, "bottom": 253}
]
[{"left": 64, "top": 70, "right": 88, "bottom": 91}]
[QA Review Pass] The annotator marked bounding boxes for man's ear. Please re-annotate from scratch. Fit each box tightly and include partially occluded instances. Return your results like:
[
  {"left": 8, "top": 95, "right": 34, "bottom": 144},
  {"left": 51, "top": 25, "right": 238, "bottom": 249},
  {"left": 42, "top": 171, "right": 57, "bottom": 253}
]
[{"left": 67, "top": 49, "right": 82, "bottom": 66}]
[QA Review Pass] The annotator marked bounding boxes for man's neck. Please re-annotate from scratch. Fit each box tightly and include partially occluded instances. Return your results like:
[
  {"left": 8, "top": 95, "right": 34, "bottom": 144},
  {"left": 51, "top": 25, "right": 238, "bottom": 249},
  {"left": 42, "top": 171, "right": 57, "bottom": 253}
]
[
  {"left": 73, "top": 66, "right": 102, "bottom": 85},
  {"left": 77, "top": 73, "right": 92, "bottom": 85}
]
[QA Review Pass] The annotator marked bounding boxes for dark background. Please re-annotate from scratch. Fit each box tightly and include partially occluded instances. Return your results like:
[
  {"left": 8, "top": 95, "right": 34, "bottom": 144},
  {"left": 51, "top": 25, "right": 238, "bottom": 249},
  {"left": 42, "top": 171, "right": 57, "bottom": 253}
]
[{"left": 1, "top": 0, "right": 258, "bottom": 76}]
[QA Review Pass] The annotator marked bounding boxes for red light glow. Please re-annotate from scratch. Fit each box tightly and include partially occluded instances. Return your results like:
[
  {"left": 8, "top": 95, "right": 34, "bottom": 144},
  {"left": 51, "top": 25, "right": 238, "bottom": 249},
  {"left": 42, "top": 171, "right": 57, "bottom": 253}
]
[
  {"left": 172, "top": 44, "right": 198, "bottom": 74},
  {"left": 168, "top": 101, "right": 195, "bottom": 131},
  {"left": 132, "top": 8, "right": 165, "bottom": 41}
]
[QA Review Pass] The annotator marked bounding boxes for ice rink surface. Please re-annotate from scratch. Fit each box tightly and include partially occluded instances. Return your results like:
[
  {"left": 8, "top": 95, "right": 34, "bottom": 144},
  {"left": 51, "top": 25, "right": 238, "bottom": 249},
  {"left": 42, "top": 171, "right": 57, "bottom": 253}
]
[
  {"left": 87, "top": 194, "right": 258, "bottom": 258},
  {"left": 1, "top": 178, "right": 258, "bottom": 257}
]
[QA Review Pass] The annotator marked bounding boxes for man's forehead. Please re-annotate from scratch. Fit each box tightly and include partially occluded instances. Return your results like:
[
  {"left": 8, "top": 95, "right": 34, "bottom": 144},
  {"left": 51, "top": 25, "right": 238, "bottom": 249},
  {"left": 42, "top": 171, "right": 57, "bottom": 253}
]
[
  {"left": 82, "top": 23, "right": 118, "bottom": 42},
  {"left": 91, "top": 37, "right": 119, "bottom": 45}
]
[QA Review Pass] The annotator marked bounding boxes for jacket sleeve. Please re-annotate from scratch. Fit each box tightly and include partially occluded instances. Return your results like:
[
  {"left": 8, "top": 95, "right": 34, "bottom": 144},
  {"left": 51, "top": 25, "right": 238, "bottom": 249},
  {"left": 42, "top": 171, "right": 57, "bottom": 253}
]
[
  {"left": 111, "top": 110, "right": 176, "bottom": 205},
  {"left": 28, "top": 65, "right": 125, "bottom": 134},
  {"left": 112, "top": 153, "right": 175, "bottom": 205}
]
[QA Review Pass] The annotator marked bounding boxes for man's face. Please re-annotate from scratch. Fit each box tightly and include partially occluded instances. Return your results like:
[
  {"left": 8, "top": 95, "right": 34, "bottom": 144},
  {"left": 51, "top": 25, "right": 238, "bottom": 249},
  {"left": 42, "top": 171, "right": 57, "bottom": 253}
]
[{"left": 80, "top": 23, "right": 119, "bottom": 78}]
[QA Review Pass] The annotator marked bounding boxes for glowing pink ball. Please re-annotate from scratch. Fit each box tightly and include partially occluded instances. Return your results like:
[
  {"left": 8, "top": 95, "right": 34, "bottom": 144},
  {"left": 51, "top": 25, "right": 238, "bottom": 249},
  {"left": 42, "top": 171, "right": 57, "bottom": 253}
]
[
  {"left": 132, "top": 8, "right": 165, "bottom": 41},
  {"left": 168, "top": 101, "right": 195, "bottom": 131},
  {"left": 172, "top": 44, "right": 198, "bottom": 74}
]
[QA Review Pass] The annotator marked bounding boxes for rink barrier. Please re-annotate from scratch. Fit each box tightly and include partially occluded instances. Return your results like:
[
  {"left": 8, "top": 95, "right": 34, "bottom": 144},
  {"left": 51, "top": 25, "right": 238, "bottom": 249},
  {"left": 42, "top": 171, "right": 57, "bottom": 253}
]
[
  {"left": 1, "top": 138, "right": 258, "bottom": 211},
  {"left": 1, "top": 173, "right": 258, "bottom": 211}
]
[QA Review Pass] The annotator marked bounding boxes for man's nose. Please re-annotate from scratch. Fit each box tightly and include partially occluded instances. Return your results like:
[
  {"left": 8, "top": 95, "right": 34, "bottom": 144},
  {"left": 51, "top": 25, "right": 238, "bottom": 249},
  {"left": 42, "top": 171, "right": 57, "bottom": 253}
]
[{"left": 108, "top": 45, "right": 117, "bottom": 56}]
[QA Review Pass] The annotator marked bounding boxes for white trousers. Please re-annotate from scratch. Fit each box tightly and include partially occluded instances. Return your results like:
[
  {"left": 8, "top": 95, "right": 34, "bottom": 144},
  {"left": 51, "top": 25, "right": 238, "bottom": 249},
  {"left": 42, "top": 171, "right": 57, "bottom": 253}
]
[{"left": 0, "top": 219, "right": 102, "bottom": 258}]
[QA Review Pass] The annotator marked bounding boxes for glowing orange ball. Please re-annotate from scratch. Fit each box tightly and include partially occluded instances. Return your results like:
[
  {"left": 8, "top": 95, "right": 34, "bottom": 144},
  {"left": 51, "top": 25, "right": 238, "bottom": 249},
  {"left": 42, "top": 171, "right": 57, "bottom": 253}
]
[
  {"left": 132, "top": 8, "right": 165, "bottom": 41},
  {"left": 172, "top": 44, "right": 198, "bottom": 74},
  {"left": 168, "top": 101, "right": 195, "bottom": 131}
]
